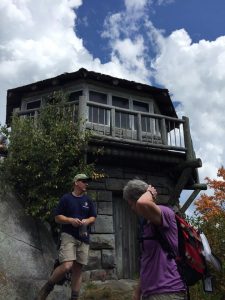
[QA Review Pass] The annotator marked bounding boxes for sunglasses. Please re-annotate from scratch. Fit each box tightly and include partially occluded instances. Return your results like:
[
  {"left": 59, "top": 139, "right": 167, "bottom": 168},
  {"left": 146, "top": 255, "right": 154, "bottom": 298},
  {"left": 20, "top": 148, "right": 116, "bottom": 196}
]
[{"left": 78, "top": 179, "right": 89, "bottom": 183}]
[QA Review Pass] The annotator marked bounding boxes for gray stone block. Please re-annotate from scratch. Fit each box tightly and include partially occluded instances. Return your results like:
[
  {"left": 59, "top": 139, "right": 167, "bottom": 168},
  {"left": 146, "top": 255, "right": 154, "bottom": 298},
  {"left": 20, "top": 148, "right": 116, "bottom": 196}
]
[
  {"left": 98, "top": 201, "right": 112, "bottom": 215},
  {"left": 93, "top": 215, "right": 114, "bottom": 233},
  {"left": 86, "top": 250, "right": 101, "bottom": 270},
  {"left": 102, "top": 249, "right": 115, "bottom": 269},
  {"left": 90, "top": 234, "right": 115, "bottom": 249},
  {"left": 97, "top": 190, "right": 112, "bottom": 202}
]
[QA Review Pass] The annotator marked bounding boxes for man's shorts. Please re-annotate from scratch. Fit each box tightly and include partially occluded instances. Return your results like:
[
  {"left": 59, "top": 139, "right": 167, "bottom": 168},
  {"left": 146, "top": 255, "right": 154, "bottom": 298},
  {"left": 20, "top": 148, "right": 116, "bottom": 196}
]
[
  {"left": 142, "top": 292, "right": 187, "bottom": 300},
  {"left": 58, "top": 232, "right": 89, "bottom": 265}
]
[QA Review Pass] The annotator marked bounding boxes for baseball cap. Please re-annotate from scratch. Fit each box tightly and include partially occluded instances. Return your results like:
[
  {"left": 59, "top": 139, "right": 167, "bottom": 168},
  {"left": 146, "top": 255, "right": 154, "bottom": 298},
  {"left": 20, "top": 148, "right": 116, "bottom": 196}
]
[{"left": 73, "top": 173, "right": 90, "bottom": 182}]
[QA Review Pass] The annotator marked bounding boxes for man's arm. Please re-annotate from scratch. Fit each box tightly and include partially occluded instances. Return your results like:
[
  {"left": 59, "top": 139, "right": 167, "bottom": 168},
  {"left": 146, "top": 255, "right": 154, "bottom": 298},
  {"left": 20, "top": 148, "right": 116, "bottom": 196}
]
[
  {"left": 55, "top": 215, "right": 82, "bottom": 227},
  {"left": 81, "top": 216, "right": 96, "bottom": 226}
]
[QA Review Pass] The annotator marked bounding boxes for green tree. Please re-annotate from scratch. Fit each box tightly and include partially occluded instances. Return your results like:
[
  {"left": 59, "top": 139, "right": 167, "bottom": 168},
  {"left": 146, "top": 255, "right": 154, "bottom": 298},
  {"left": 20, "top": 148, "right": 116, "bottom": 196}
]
[
  {"left": 188, "top": 167, "right": 225, "bottom": 299},
  {"left": 0, "top": 91, "right": 97, "bottom": 224}
]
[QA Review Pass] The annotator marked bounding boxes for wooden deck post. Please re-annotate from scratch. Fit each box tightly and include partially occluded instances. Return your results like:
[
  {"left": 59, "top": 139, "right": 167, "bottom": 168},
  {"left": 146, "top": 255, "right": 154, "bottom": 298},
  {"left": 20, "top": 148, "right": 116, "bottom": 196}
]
[
  {"left": 111, "top": 108, "right": 116, "bottom": 137},
  {"left": 182, "top": 116, "right": 195, "bottom": 160},
  {"left": 78, "top": 95, "right": 88, "bottom": 133},
  {"left": 170, "top": 117, "right": 202, "bottom": 205},
  {"left": 160, "top": 118, "right": 167, "bottom": 145},
  {"left": 137, "top": 113, "right": 142, "bottom": 142},
  {"left": 78, "top": 95, "right": 88, "bottom": 163}
]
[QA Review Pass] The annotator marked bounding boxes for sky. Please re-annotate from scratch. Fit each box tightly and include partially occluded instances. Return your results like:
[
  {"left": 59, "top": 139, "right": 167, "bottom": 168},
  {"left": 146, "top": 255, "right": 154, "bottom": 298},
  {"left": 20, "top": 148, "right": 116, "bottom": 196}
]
[{"left": 1, "top": 0, "right": 225, "bottom": 212}]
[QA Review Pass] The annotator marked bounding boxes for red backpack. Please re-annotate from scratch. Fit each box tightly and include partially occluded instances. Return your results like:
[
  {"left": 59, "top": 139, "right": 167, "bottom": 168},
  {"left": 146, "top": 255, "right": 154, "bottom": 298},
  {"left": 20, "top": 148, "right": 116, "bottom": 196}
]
[
  {"left": 174, "top": 214, "right": 207, "bottom": 286},
  {"left": 139, "top": 213, "right": 209, "bottom": 286}
]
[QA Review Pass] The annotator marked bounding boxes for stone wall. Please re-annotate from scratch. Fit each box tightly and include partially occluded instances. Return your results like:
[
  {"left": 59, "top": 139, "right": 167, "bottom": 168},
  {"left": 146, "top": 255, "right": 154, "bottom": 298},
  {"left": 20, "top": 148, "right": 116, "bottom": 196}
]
[
  {"left": 0, "top": 162, "right": 174, "bottom": 298},
  {"left": 84, "top": 189, "right": 116, "bottom": 281},
  {"left": 0, "top": 189, "right": 70, "bottom": 299},
  {"left": 84, "top": 164, "right": 173, "bottom": 280}
]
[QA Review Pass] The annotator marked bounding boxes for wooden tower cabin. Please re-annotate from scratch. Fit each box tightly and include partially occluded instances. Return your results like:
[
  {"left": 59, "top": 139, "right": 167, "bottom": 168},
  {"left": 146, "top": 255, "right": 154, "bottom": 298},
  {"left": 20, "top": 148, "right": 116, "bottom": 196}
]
[{"left": 6, "top": 68, "right": 206, "bottom": 281}]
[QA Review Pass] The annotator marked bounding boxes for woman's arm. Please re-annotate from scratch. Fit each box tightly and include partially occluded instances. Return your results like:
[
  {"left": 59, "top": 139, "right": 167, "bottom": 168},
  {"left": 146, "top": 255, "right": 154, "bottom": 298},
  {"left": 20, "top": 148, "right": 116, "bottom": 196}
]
[{"left": 136, "top": 191, "right": 162, "bottom": 225}]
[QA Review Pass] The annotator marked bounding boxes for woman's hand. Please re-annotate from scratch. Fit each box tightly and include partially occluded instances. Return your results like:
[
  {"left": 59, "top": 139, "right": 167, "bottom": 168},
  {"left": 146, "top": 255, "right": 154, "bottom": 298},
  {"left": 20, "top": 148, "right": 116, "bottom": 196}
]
[{"left": 147, "top": 185, "right": 157, "bottom": 200}]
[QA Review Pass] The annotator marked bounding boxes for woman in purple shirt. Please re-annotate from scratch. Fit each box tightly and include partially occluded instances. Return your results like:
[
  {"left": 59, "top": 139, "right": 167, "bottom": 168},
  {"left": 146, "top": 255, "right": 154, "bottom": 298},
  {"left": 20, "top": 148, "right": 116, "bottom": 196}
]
[{"left": 123, "top": 179, "right": 187, "bottom": 300}]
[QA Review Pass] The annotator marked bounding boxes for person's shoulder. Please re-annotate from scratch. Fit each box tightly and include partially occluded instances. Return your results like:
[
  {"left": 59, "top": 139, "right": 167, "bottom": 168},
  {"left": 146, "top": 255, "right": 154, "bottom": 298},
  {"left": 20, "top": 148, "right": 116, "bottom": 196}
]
[
  {"left": 61, "top": 192, "right": 72, "bottom": 201},
  {"left": 159, "top": 205, "right": 175, "bottom": 216}
]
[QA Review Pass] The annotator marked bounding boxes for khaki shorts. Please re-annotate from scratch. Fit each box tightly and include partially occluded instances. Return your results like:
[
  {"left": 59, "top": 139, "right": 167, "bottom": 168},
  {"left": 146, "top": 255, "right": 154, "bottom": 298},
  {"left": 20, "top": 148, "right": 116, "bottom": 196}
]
[
  {"left": 58, "top": 232, "right": 89, "bottom": 265},
  {"left": 142, "top": 292, "right": 186, "bottom": 300}
]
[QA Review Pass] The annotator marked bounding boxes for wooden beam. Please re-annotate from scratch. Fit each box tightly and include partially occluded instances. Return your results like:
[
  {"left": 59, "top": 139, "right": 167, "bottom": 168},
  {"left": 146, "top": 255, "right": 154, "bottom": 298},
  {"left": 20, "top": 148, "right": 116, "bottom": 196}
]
[
  {"left": 160, "top": 118, "right": 167, "bottom": 145},
  {"left": 185, "top": 183, "right": 207, "bottom": 190},
  {"left": 182, "top": 116, "right": 195, "bottom": 160},
  {"left": 180, "top": 189, "right": 201, "bottom": 213},
  {"left": 169, "top": 167, "right": 192, "bottom": 206},
  {"left": 173, "top": 158, "right": 202, "bottom": 174}
]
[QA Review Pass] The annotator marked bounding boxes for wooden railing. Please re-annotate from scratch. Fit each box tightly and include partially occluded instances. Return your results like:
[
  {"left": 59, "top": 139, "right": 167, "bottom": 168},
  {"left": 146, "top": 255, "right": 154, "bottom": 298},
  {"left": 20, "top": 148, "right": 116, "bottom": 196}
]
[
  {"left": 17, "top": 100, "right": 188, "bottom": 152},
  {"left": 86, "top": 101, "right": 186, "bottom": 152}
]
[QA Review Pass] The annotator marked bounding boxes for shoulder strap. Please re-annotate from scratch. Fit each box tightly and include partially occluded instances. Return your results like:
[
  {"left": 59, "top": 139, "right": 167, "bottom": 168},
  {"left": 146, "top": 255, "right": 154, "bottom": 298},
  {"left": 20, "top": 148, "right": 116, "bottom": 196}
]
[
  {"left": 138, "top": 217, "right": 176, "bottom": 259},
  {"left": 154, "top": 227, "right": 176, "bottom": 259}
]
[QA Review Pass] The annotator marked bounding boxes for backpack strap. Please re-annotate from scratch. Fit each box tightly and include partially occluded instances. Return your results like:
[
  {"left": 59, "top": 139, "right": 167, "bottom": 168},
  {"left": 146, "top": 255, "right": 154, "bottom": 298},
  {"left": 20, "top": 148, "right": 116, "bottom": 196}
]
[
  {"left": 154, "top": 226, "right": 177, "bottom": 260},
  {"left": 138, "top": 218, "right": 157, "bottom": 251},
  {"left": 138, "top": 217, "right": 176, "bottom": 259}
]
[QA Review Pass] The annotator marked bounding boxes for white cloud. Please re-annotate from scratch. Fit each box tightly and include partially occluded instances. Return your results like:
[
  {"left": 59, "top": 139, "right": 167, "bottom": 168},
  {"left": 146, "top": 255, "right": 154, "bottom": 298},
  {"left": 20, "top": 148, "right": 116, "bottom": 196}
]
[
  {"left": 156, "top": 0, "right": 175, "bottom": 5},
  {"left": 0, "top": 0, "right": 154, "bottom": 125},
  {"left": 0, "top": 0, "right": 88, "bottom": 124},
  {"left": 149, "top": 27, "right": 225, "bottom": 182},
  {"left": 1, "top": 0, "right": 225, "bottom": 214},
  {"left": 124, "top": 0, "right": 148, "bottom": 11}
]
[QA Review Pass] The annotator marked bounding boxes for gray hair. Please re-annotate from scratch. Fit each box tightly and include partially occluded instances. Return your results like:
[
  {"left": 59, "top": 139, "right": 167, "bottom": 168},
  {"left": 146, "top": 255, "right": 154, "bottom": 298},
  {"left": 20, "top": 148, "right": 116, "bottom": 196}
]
[{"left": 123, "top": 179, "right": 148, "bottom": 202}]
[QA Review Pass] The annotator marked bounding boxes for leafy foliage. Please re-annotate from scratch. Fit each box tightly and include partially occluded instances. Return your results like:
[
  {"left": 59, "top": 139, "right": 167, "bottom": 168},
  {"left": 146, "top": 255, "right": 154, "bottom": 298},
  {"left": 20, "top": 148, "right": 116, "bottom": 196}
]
[
  {"left": 189, "top": 167, "right": 225, "bottom": 299},
  {"left": 195, "top": 167, "right": 225, "bottom": 220},
  {"left": 0, "top": 91, "right": 96, "bottom": 224}
]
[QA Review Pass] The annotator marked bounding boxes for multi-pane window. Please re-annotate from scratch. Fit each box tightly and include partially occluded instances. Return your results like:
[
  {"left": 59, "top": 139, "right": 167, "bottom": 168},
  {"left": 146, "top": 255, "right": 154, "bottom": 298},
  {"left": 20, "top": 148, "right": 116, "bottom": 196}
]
[
  {"left": 133, "top": 100, "right": 150, "bottom": 132},
  {"left": 26, "top": 100, "right": 41, "bottom": 110},
  {"left": 112, "top": 96, "right": 130, "bottom": 129},
  {"left": 88, "top": 91, "right": 108, "bottom": 125},
  {"left": 89, "top": 91, "right": 107, "bottom": 104},
  {"left": 133, "top": 100, "right": 149, "bottom": 113},
  {"left": 68, "top": 90, "right": 83, "bottom": 102},
  {"left": 86, "top": 91, "right": 156, "bottom": 134}
]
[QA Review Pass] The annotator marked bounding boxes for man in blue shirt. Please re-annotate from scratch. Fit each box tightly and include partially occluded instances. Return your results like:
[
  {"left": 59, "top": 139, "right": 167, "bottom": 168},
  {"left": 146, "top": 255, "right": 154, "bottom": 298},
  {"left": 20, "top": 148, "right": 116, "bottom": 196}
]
[{"left": 37, "top": 174, "right": 97, "bottom": 300}]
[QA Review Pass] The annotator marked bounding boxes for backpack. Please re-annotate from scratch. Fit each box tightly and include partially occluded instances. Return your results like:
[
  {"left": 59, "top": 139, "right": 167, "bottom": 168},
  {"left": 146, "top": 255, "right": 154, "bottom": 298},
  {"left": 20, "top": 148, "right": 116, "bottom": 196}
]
[
  {"left": 139, "top": 213, "right": 215, "bottom": 287},
  {"left": 173, "top": 214, "right": 208, "bottom": 286}
]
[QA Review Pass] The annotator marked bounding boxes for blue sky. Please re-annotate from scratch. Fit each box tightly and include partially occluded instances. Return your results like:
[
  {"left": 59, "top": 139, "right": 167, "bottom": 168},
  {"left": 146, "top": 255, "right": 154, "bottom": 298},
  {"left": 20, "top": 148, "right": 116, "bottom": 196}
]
[
  {"left": 1, "top": 0, "right": 225, "bottom": 213},
  {"left": 76, "top": 0, "right": 225, "bottom": 62}
]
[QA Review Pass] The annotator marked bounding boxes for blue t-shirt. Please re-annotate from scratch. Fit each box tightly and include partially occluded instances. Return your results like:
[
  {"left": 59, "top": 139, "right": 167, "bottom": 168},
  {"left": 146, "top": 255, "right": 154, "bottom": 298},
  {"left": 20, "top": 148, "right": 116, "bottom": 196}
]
[{"left": 54, "top": 193, "right": 97, "bottom": 244}]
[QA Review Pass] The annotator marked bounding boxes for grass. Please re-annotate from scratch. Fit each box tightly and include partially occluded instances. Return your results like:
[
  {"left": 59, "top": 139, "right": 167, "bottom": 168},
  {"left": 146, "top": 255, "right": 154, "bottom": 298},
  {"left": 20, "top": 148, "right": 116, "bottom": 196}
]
[{"left": 80, "top": 283, "right": 133, "bottom": 300}]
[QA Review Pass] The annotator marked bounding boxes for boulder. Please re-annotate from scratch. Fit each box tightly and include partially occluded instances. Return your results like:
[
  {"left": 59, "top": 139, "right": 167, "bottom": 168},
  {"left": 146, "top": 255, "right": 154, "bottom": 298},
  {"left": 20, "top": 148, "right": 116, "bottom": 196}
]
[{"left": 0, "top": 190, "right": 70, "bottom": 299}]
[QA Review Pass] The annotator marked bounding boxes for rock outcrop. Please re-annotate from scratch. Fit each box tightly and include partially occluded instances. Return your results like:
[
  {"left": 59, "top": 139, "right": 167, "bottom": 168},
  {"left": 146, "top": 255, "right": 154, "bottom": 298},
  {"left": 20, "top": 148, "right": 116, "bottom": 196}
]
[{"left": 0, "top": 190, "right": 69, "bottom": 299}]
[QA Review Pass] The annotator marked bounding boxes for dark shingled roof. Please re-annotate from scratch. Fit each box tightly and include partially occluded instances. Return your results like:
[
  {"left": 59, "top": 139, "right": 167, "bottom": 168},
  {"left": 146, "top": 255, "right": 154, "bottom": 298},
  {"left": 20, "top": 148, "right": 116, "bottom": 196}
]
[{"left": 6, "top": 68, "right": 177, "bottom": 124}]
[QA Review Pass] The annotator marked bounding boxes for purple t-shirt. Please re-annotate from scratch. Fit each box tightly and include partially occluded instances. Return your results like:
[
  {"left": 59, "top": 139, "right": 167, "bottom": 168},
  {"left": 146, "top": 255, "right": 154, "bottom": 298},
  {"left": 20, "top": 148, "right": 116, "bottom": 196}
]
[{"left": 140, "top": 205, "right": 186, "bottom": 297}]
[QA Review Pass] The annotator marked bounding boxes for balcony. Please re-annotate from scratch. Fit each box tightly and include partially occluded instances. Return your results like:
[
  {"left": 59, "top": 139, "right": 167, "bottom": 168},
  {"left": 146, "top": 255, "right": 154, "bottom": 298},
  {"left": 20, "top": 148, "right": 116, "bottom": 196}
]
[{"left": 17, "top": 99, "right": 191, "bottom": 155}]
